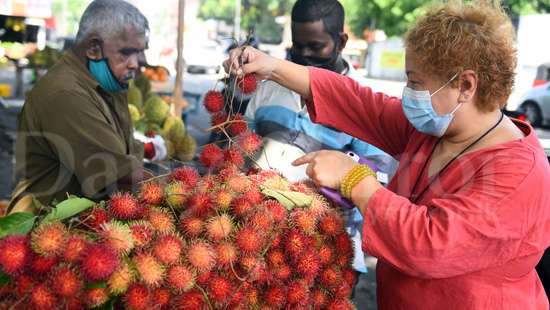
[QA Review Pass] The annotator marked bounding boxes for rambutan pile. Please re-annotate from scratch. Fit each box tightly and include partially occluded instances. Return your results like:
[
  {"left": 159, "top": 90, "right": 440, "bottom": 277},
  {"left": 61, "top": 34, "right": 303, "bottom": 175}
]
[{"left": 0, "top": 150, "right": 355, "bottom": 310}]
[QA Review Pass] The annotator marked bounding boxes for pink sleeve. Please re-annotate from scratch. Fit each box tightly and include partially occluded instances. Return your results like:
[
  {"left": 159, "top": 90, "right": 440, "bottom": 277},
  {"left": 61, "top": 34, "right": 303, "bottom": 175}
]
[
  {"left": 306, "top": 67, "right": 414, "bottom": 157},
  {"left": 361, "top": 150, "right": 547, "bottom": 279}
]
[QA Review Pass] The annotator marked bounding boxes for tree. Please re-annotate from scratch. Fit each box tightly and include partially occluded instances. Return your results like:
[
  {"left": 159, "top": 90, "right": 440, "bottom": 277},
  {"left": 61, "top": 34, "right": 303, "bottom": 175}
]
[{"left": 198, "top": 0, "right": 294, "bottom": 43}]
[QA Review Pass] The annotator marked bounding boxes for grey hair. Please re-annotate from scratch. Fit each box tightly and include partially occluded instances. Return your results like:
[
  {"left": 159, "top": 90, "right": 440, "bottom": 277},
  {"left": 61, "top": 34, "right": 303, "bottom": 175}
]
[{"left": 75, "top": 0, "right": 149, "bottom": 45}]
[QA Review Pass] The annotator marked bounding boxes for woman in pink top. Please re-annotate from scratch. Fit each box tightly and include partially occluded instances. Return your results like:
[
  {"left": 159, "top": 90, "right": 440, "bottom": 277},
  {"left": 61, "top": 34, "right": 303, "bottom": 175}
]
[{"left": 225, "top": 1, "right": 550, "bottom": 309}]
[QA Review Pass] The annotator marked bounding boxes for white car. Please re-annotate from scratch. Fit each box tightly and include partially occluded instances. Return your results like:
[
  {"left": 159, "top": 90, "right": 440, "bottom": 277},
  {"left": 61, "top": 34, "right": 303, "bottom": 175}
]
[
  {"left": 516, "top": 82, "right": 550, "bottom": 127},
  {"left": 184, "top": 40, "right": 225, "bottom": 75}
]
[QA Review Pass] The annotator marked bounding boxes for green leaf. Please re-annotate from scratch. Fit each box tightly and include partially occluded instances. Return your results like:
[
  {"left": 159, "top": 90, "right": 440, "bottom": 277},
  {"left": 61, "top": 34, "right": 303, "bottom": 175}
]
[
  {"left": 0, "top": 271, "right": 11, "bottom": 286},
  {"left": 0, "top": 212, "right": 37, "bottom": 238},
  {"left": 94, "top": 298, "right": 115, "bottom": 310},
  {"left": 41, "top": 197, "right": 95, "bottom": 224},
  {"left": 85, "top": 281, "right": 107, "bottom": 289},
  {"left": 261, "top": 188, "right": 313, "bottom": 210}
]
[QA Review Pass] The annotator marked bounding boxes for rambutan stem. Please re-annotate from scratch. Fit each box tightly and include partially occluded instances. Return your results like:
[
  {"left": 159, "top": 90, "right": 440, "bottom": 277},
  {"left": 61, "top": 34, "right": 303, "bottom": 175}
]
[{"left": 195, "top": 284, "right": 214, "bottom": 310}]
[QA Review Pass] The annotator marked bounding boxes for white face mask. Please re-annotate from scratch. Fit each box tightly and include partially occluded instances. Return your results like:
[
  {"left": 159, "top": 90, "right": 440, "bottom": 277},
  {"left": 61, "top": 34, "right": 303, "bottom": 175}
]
[{"left": 401, "top": 73, "right": 461, "bottom": 137}]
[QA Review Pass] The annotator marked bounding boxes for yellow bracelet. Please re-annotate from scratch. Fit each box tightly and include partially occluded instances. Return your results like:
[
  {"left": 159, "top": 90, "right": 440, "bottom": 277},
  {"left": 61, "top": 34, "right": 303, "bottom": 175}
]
[{"left": 340, "top": 165, "right": 376, "bottom": 200}]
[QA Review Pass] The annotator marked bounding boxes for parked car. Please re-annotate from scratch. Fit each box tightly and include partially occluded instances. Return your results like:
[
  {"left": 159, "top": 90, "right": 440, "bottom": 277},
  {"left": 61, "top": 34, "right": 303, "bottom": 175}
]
[
  {"left": 516, "top": 81, "right": 550, "bottom": 127},
  {"left": 184, "top": 40, "right": 224, "bottom": 75}
]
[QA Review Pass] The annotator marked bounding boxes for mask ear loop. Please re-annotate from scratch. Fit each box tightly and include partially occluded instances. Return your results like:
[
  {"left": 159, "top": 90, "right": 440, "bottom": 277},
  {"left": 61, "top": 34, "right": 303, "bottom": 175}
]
[{"left": 430, "top": 72, "right": 459, "bottom": 97}]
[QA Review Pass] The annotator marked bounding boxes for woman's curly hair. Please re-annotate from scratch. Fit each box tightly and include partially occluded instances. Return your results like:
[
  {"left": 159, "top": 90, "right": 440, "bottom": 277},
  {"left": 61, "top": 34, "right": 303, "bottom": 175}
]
[{"left": 404, "top": 0, "right": 517, "bottom": 112}]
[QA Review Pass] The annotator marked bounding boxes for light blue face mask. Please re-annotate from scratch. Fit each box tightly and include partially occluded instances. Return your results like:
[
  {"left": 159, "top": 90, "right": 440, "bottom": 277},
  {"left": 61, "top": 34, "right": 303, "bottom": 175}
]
[
  {"left": 88, "top": 58, "right": 126, "bottom": 93},
  {"left": 402, "top": 73, "right": 460, "bottom": 137}
]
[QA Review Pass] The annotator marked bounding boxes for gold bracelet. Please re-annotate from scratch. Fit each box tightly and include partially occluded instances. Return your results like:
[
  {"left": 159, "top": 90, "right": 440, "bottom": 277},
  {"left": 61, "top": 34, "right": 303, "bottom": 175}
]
[{"left": 340, "top": 165, "right": 376, "bottom": 200}]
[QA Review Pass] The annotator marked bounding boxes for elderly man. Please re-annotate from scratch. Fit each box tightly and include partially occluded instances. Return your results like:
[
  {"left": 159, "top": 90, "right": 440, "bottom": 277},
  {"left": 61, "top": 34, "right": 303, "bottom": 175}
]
[{"left": 9, "top": 0, "right": 165, "bottom": 213}]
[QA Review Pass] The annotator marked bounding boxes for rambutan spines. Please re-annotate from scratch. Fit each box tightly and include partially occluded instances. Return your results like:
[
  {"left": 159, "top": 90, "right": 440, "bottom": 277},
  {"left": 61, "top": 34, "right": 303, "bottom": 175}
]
[
  {"left": 133, "top": 252, "right": 165, "bottom": 288},
  {"left": 147, "top": 207, "right": 176, "bottom": 234},
  {"left": 223, "top": 147, "right": 245, "bottom": 168},
  {"left": 264, "top": 285, "right": 287, "bottom": 308},
  {"left": 320, "top": 266, "right": 343, "bottom": 288},
  {"left": 152, "top": 234, "right": 184, "bottom": 265},
  {"left": 237, "top": 131, "right": 262, "bottom": 155},
  {"left": 30, "top": 283, "right": 57, "bottom": 310},
  {"left": 167, "top": 264, "right": 195, "bottom": 292},
  {"left": 80, "top": 243, "right": 120, "bottom": 281},
  {"left": 284, "top": 229, "right": 309, "bottom": 257},
  {"left": 0, "top": 235, "right": 30, "bottom": 276},
  {"left": 63, "top": 235, "right": 88, "bottom": 263},
  {"left": 84, "top": 287, "right": 110, "bottom": 308},
  {"left": 319, "top": 211, "right": 345, "bottom": 236},
  {"left": 213, "top": 189, "right": 233, "bottom": 211},
  {"left": 179, "top": 214, "right": 204, "bottom": 238},
  {"left": 12, "top": 274, "right": 36, "bottom": 298},
  {"left": 231, "top": 196, "right": 254, "bottom": 219},
  {"left": 109, "top": 192, "right": 144, "bottom": 220},
  {"left": 238, "top": 74, "right": 258, "bottom": 94},
  {"left": 292, "top": 209, "right": 318, "bottom": 235},
  {"left": 228, "top": 113, "right": 248, "bottom": 136},
  {"left": 335, "top": 232, "right": 354, "bottom": 254},
  {"left": 31, "top": 222, "right": 67, "bottom": 257},
  {"left": 187, "top": 241, "right": 216, "bottom": 273},
  {"left": 293, "top": 251, "right": 321, "bottom": 280},
  {"left": 152, "top": 287, "right": 172, "bottom": 309},
  {"left": 124, "top": 283, "right": 151, "bottom": 310},
  {"left": 226, "top": 175, "right": 251, "bottom": 193},
  {"left": 286, "top": 280, "right": 310, "bottom": 306},
  {"left": 263, "top": 200, "right": 287, "bottom": 225},
  {"left": 326, "top": 298, "right": 356, "bottom": 310},
  {"left": 200, "top": 144, "right": 224, "bottom": 168},
  {"left": 311, "top": 288, "right": 331, "bottom": 309},
  {"left": 170, "top": 166, "right": 200, "bottom": 187},
  {"left": 139, "top": 182, "right": 164, "bottom": 205},
  {"left": 236, "top": 226, "right": 265, "bottom": 253},
  {"left": 205, "top": 214, "right": 234, "bottom": 241},
  {"left": 188, "top": 193, "right": 214, "bottom": 218},
  {"left": 164, "top": 181, "right": 188, "bottom": 209},
  {"left": 100, "top": 221, "right": 135, "bottom": 255},
  {"left": 207, "top": 275, "right": 233, "bottom": 305},
  {"left": 173, "top": 289, "right": 207, "bottom": 309},
  {"left": 108, "top": 260, "right": 134, "bottom": 295},
  {"left": 211, "top": 112, "right": 229, "bottom": 133},
  {"left": 266, "top": 249, "right": 286, "bottom": 268},
  {"left": 80, "top": 206, "right": 109, "bottom": 230},
  {"left": 215, "top": 241, "right": 238, "bottom": 267},
  {"left": 129, "top": 221, "right": 154, "bottom": 249},
  {"left": 204, "top": 90, "right": 225, "bottom": 114},
  {"left": 30, "top": 254, "right": 57, "bottom": 274}
]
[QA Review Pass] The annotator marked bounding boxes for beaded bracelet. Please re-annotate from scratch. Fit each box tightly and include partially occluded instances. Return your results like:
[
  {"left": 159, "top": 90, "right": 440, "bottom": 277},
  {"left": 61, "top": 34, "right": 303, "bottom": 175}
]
[{"left": 340, "top": 165, "right": 376, "bottom": 200}]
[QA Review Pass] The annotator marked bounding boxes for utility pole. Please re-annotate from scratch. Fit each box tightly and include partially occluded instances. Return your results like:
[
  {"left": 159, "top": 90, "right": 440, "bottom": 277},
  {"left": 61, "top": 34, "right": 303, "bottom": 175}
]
[
  {"left": 173, "top": 0, "right": 187, "bottom": 117},
  {"left": 234, "top": 0, "right": 241, "bottom": 41}
]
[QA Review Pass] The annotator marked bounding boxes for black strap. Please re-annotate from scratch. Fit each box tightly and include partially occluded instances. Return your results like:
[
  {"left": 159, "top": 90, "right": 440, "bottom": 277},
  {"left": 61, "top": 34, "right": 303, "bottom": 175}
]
[{"left": 410, "top": 111, "right": 504, "bottom": 203}]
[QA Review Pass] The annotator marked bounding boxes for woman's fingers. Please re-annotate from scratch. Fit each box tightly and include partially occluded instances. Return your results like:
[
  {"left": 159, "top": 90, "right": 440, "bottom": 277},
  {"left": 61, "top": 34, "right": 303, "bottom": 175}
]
[{"left": 292, "top": 152, "right": 318, "bottom": 166}]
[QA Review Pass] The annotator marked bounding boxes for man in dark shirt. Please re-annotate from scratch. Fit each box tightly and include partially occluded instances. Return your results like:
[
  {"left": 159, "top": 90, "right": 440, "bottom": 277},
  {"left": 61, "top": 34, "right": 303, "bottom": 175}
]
[{"left": 9, "top": 0, "right": 165, "bottom": 213}]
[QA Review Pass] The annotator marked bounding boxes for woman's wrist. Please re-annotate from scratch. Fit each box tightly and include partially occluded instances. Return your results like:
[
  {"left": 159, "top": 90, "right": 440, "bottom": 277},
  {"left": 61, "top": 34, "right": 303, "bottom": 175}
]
[{"left": 351, "top": 176, "right": 382, "bottom": 216}]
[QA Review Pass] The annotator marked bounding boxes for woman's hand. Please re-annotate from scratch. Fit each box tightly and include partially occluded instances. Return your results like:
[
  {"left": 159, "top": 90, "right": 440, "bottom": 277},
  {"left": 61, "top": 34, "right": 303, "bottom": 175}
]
[
  {"left": 292, "top": 150, "right": 358, "bottom": 189},
  {"left": 223, "top": 46, "right": 280, "bottom": 80}
]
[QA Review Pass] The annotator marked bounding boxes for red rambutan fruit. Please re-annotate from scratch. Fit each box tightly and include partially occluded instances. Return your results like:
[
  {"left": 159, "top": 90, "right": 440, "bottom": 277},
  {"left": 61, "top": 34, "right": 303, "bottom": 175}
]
[
  {"left": 334, "top": 253, "right": 352, "bottom": 269},
  {"left": 238, "top": 74, "right": 257, "bottom": 94},
  {"left": 326, "top": 299, "right": 356, "bottom": 310},
  {"left": 167, "top": 264, "right": 195, "bottom": 292},
  {"left": 207, "top": 275, "right": 233, "bottom": 305},
  {"left": 206, "top": 214, "right": 234, "bottom": 241},
  {"left": 147, "top": 207, "right": 176, "bottom": 234},
  {"left": 333, "top": 281, "right": 353, "bottom": 299},
  {"left": 99, "top": 221, "right": 135, "bottom": 255},
  {"left": 152, "top": 234, "right": 184, "bottom": 265},
  {"left": 217, "top": 165, "right": 240, "bottom": 182},
  {"left": 319, "top": 212, "right": 344, "bottom": 236},
  {"left": 227, "top": 175, "right": 251, "bottom": 193},
  {"left": 248, "top": 208, "right": 274, "bottom": 232},
  {"left": 200, "top": 144, "right": 224, "bottom": 168},
  {"left": 124, "top": 283, "right": 151, "bottom": 310},
  {"left": 0, "top": 235, "right": 30, "bottom": 276},
  {"left": 108, "top": 260, "right": 134, "bottom": 295},
  {"left": 223, "top": 147, "right": 245, "bottom": 168},
  {"left": 215, "top": 241, "right": 238, "bottom": 267},
  {"left": 286, "top": 280, "right": 310, "bottom": 306},
  {"left": 109, "top": 192, "right": 144, "bottom": 220},
  {"left": 311, "top": 288, "right": 330, "bottom": 309},
  {"left": 188, "top": 193, "right": 214, "bottom": 217},
  {"left": 31, "top": 222, "right": 67, "bottom": 257},
  {"left": 320, "top": 266, "right": 342, "bottom": 288},
  {"left": 242, "top": 188, "right": 263, "bottom": 204},
  {"left": 152, "top": 287, "right": 171, "bottom": 309},
  {"left": 263, "top": 200, "right": 287, "bottom": 225},
  {"left": 129, "top": 221, "right": 154, "bottom": 249},
  {"left": 232, "top": 196, "right": 254, "bottom": 218},
  {"left": 211, "top": 112, "right": 229, "bottom": 133},
  {"left": 30, "top": 254, "right": 57, "bottom": 274},
  {"left": 65, "top": 297, "right": 85, "bottom": 310},
  {"left": 342, "top": 268, "right": 356, "bottom": 287},
  {"left": 236, "top": 226, "right": 264, "bottom": 253},
  {"left": 30, "top": 283, "right": 57, "bottom": 310},
  {"left": 266, "top": 249, "right": 286, "bottom": 268},
  {"left": 196, "top": 175, "right": 219, "bottom": 192},
  {"left": 309, "top": 195, "right": 330, "bottom": 219},
  {"left": 292, "top": 209, "right": 317, "bottom": 235},
  {"left": 187, "top": 241, "right": 216, "bottom": 273},
  {"left": 318, "top": 244, "right": 334, "bottom": 266},
  {"left": 164, "top": 181, "right": 188, "bottom": 209},
  {"left": 173, "top": 289, "right": 206, "bottom": 309},
  {"left": 204, "top": 90, "right": 224, "bottom": 113},
  {"left": 63, "top": 235, "right": 88, "bottom": 263},
  {"left": 80, "top": 206, "right": 109, "bottom": 230},
  {"left": 213, "top": 189, "right": 233, "bottom": 211},
  {"left": 294, "top": 251, "right": 321, "bottom": 279},
  {"left": 335, "top": 233, "right": 353, "bottom": 254},
  {"left": 196, "top": 270, "right": 212, "bottom": 286},
  {"left": 265, "top": 285, "right": 287, "bottom": 308},
  {"left": 242, "top": 283, "right": 260, "bottom": 306},
  {"left": 237, "top": 131, "right": 262, "bottom": 155},
  {"left": 133, "top": 252, "right": 165, "bottom": 288},
  {"left": 284, "top": 229, "right": 308, "bottom": 257},
  {"left": 228, "top": 114, "right": 248, "bottom": 136},
  {"left": 179, "top": 215, "right": 204, "bottom": 238},
  {"left": 80, "top": 243, "right": 119, "bottom": 281},
  {"left": 139, "top": 182, "right": 164, "bottom": 205},
  {"left": 84, "top": 287, "right": 109, "bottom": 308},
  {"left": 170, "top": 166, "right": 200, "bottom": 187},
  {"left": 239, "top": 255, "right": 268, "bottom": 283},
  {"left": 270, "top": 233, "right": 283, "bottom": 248},
  {"left": 13, "top": 274, "right": 36, "bottom": 298}
]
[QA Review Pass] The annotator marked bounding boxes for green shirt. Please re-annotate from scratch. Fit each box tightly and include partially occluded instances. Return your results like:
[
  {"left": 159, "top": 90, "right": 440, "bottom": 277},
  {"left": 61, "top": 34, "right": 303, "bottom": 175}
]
[{"left": 9, "top": 51, "right": 143, "bottom": 213}]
